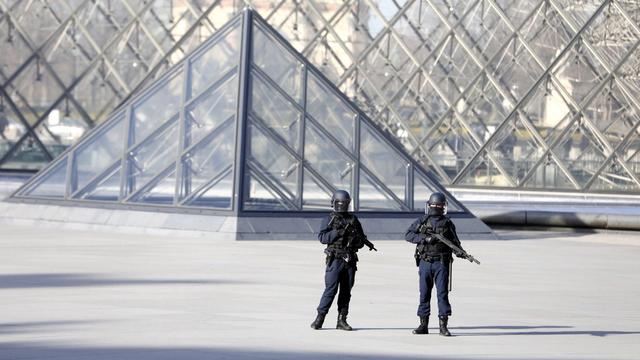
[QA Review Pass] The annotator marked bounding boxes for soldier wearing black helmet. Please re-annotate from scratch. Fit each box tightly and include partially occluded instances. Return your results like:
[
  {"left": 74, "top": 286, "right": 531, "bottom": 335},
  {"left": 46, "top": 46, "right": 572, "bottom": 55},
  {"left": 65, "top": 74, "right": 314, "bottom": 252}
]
[
  {"left": 310, "top": 189, "right": 375, "bottom": 331},
  {"left": 405, "top": 192, "right": 466, "bottom": 336}
]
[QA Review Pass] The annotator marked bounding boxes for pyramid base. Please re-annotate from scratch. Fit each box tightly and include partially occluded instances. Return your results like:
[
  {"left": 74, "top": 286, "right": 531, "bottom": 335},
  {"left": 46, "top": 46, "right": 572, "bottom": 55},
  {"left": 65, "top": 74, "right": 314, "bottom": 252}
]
[{"left": 0, "top": 201, "right": 494, "bottom": 240}]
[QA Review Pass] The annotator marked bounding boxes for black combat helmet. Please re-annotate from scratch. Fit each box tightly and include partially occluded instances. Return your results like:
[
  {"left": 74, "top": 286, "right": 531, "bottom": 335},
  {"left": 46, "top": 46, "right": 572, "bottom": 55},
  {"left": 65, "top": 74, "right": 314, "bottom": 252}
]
[
  {"left": 331, "top": 190, "right": 351, "bottom": 213},
  {"left": 426, "top": 192, "right": 447, "bottom": 215}
]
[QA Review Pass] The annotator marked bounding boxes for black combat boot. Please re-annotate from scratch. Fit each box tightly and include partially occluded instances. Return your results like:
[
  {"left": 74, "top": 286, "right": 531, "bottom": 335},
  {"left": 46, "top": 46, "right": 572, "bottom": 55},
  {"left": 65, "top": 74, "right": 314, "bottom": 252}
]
[
  {"left": 310, "top": 312, "right": 326, "bottom": 330},
  {"left": 336, "top": 313, "right": 353, "bottom": 331},
  {"left": 439, "top": 316, "right": 451, "bottom": 336},
  {"left": 412, "top": 316, "right": 429, "bottom": 334}
]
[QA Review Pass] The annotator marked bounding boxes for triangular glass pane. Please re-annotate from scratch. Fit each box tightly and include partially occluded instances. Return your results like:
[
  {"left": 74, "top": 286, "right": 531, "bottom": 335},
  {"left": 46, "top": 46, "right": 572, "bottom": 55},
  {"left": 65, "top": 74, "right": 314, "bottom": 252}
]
[
  {"left": 358, "top": 168, "right": 403, "bottom": 211},
  {"left": 186, "top": 170, "right": 234, "bottom": 209},
  {"left": 304, "top": 121, "right": 354, "bottom": 191},
  {"left": 185, "top": 73, "right": 238, "bottom": 147},
  {"left": 125, "top": 119, "right": 180, "bottom": 196},
  {"left": 132, "top": 69, "right": 183, "bottom": 143},
  {"left": 21, "top": 156, "right": 68, "bottom": 198},
  {"left": 243, "top": 171, "right": 290, "bottom": 211},
  {"left": 78, "top": 165, "right": 122, "bottom": 202},
  {"left": 250, "top": 74, "right": 301, "bottom": 152},
  {"left": 189, "top": 21, "right": 241, "bottom": 99},
  {"left": 179, "top": 120, "right": 235, "bottom": 203},
  {"left": 73, "top": 113, "right": 125, "bottom": 193},
  {"left": 302, "top": 169, "right": 334, "bottom": 211},
  {"left": 306, "top": 71, "right": 356, "bottom": 152},
  {"left": 130, "top": 167, "right": 176, "bottom": 205},
  {"left": 360, "top": 122, "right": 408, "bottom": 202},
  {"left": 252, "top": 23, "right": 304, "bottom": 104},
  {"left": 243, "top": 121, "right": 299, "bottom": 209}
]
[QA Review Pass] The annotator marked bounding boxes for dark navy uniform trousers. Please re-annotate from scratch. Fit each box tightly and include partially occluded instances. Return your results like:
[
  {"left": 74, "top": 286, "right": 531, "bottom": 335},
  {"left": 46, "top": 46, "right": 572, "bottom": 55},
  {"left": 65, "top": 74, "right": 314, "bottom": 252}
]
[
  {"left": 316, "top": 258, "right": 356, "bottom": 315},
  {"left": 417, "top": 259, "right": 451, "bottom": 317}
]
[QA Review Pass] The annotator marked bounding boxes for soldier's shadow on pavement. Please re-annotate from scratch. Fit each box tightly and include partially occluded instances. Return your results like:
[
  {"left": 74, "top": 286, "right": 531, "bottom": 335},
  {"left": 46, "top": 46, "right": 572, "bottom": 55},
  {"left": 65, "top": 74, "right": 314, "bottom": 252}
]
[
  {"left": 354, "top": 325, "right": 640, "bottom": 337},
  {"left": 447, "top": 325, "right": 640, "bottom": 337}
]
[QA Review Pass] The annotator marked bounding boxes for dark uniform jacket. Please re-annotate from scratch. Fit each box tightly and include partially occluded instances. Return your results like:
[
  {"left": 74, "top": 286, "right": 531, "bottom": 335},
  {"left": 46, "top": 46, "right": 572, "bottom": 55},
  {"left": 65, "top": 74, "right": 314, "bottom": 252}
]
[
  {"left": 318, "top": 212, "right": 366, "bottom": 260},
  {"left": 405, "top": 214, "right": 463, "bottom": 258}
]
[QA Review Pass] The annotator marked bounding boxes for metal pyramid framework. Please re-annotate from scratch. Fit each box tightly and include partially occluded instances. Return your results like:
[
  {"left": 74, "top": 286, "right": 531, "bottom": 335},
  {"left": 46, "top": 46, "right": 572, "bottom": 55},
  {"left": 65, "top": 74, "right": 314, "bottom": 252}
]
[{"left": 9, "top": 9, "right": 471, "bottom": 216}]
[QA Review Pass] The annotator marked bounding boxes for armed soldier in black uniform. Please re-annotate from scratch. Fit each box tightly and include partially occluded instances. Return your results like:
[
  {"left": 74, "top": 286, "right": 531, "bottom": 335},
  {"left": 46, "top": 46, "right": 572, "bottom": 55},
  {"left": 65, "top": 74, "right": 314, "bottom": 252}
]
[
  {"left": 405, "top": 192, "right": 479, "bottom": 336},
  {"left": 310, "top": 190, "right": 376, "bottom": 331}
]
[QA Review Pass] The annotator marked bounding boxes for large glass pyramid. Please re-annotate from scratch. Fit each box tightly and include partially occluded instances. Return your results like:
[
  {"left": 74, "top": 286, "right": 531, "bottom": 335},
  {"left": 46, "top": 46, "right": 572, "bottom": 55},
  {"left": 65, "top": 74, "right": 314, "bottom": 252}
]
[{"left": 9, "top": 9, "right": 470, "bottom": 215}]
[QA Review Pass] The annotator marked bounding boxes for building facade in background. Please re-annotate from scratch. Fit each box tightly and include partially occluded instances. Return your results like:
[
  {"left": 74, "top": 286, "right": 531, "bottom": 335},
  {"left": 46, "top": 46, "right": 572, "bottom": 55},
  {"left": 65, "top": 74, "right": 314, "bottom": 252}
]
[{"left": 1, "top": 0, "right": 639, "bottom": 194}]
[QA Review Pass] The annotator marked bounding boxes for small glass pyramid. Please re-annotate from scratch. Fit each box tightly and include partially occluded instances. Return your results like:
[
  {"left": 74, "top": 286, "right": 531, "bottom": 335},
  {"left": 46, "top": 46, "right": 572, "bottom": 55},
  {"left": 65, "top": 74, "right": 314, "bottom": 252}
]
[{"left": 11, "top": 9, "right": 469, "bottom": 215}]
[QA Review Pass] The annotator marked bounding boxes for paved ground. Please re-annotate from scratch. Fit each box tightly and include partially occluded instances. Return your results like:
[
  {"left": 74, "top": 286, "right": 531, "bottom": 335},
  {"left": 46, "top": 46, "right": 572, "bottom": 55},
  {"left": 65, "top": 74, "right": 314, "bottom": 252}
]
[{"left": 0, "top": 225, "right": 639, "bottom": 360}]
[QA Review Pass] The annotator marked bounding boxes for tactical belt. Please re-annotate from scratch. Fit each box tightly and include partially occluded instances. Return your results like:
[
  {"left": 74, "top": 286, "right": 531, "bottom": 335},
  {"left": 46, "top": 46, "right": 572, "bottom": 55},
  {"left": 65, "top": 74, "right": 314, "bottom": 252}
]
[{"left": 420, "top": 253, "right": 450, "bottom": 263}]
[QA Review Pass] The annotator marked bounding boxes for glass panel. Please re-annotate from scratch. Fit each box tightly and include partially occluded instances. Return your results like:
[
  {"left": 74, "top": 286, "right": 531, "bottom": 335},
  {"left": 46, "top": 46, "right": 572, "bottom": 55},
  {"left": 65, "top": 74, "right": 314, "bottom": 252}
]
[
  {"left": 189, "top": 22, "right": 241, "bottom": 99},
  {"left": 302, "top": 169, "right": 333, "bottom": 211},
  {"left": 180, "top": 121, "right": 235, "bottom": 205},
  {"left": 22, "top": 157, "right": 68, "bottom": 198},
  {"left": 131, "top": 167, "right": 176, "bottom": 205},
  {"left": 73, "top": 115, "right": 125, "bottom": 193},
  {"left": 358, "top": 168, "right": 403, "bottom": 211},
  {"left": 2, "top": 136, "right": 50, "bottom": 171},
  {"left": 250, "top": 75, "right": 301, "bottom": 151},
  {"left": 304, "top": 122, "right": 353, "bottom": 192},
  {"left": 125, "top": 119, "right": 179, "bottom": 196},
  {"left": 78, "top": 165, "right": 122, "bottom": 202},
  {"left": 244, "top": 122, "right": 299, "bottom": 209},
  {"left": 187, "top": 170, "right": 234, "bottom": 209},
  {"left": 306, "top": 72, "right": 356, "bottom": 152},
  {"left": 252, "top": 24, "right": 304, "bottom": 104},
  {"left": 185, "top": 74, "right": 238, "bottom": 147},
  {"left": 589, "top": 157, "right": 640, "bottom": 192},
  {"left": 360, "top": 123, "right": 408, "bottom": 201},
  {"left": 132, "top": 69, "right": 183, "bottom": 143},
  {"left": 0, "top": 104, "right": 27, "bottom": 161},
  {"left": 243, "top": 172, "right": 289, "bottom": 211}
]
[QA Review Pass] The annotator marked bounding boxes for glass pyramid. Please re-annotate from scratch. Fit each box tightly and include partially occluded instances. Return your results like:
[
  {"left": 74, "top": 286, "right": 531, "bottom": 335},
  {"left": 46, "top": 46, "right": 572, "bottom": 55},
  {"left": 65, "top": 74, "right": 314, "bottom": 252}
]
[{"left": 10, "top": 10, "right": 469, "bottom": 215}]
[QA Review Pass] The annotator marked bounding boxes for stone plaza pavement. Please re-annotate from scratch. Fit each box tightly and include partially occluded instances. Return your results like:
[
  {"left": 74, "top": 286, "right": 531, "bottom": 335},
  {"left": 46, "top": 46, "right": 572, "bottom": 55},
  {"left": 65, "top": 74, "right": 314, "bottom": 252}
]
[{"left": 0, "top": 224, "right": 639, "bottom": 360}]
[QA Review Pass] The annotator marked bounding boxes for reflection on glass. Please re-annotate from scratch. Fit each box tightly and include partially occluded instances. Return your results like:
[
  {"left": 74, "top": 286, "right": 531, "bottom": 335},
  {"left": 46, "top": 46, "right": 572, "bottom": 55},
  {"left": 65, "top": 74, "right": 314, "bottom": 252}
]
[
  {"left": 23, "top": 157, "right": 68, "bottom": 198},
  {"left": 132, "top": 69, "right": 183, "bottom": 143},
  {"left": 358, "top": 168, "right": 403, "bottom": 211},
  {"left": 73, "top": 115, "right": 125, "bottom": 193},
  {"left": 77, "top": 165, "right": 122, "bottom": 201},
  {"left": 186, "top": 74, "right": 238, "bottom": 147},
  {"left": 190, "top": 23, "right": 241, "bottom": 99},
  {"left": 306, "top": 72, "right": 355, "bottom": 152},
  {"left": 244, "top": 122, "right": 299, "bottom": 209},
  {"left": 252, "top": 24, "right": 304, "bottom": 104},
  {"left": 130, "top": 168, "right": 176, "bottom": 205},
  {"left": 180, "top": 121, "right": 235, "bottom": 208},
  {"left": 125, "top": 119, "right": 179, "bottom": 196},
  {"left": 250, "top": 75, "right": 301, "bottom": 151},
  {"left": 360, "top": 123, "right": 408, "bottom": 201},
  {"left": 304, "top": 122, "right": 353, "bottom": 191}
]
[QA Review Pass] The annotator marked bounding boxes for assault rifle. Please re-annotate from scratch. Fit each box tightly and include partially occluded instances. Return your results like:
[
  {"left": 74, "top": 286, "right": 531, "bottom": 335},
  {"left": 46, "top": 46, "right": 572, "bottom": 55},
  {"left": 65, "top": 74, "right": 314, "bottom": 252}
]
[
  {"left": 329, "top": 216, "right": 377, "bottom": 252},
  {"left": 345, "top": 221, "right": 377, "bottom": 252},
  {"left": 418, "top": 224, "right": 480, "bottom": 265}
]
